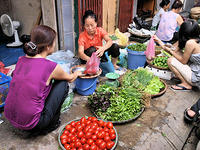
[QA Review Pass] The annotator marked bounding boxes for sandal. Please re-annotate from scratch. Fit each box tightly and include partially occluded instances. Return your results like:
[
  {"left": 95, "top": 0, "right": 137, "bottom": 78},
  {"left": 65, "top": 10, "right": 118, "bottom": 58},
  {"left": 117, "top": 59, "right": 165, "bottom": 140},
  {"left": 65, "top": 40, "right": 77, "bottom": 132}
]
[
  {"left": 171, "top": 84, "right": 192, "bottom": 91},
  {"left": 184, "top": 108, "right": 196, "bottom": 124}
]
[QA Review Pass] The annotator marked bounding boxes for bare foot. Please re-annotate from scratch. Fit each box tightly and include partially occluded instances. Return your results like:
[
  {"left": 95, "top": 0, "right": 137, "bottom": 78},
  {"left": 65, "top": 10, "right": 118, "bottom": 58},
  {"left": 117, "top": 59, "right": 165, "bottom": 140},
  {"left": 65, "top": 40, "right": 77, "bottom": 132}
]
[
  {"left": 113, "top": 65, "right": 120, "bottom": 70},
  {"left": 187, "top": 109, "right": 196, "bottom": 118}
]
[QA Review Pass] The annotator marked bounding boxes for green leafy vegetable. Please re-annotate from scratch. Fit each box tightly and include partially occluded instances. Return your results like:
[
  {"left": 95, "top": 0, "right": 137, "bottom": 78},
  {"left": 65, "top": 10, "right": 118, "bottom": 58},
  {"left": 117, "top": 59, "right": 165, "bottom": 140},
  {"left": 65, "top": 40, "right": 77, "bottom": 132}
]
[{"left": 127, "top": 43, "right": 147, "bottom": 52}]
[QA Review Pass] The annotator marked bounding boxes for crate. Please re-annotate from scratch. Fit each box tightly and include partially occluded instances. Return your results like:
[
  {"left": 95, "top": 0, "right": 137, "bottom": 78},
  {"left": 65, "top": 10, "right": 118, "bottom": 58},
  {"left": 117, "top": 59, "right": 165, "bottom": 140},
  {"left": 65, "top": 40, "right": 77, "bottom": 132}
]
[
  {"left": 0, "top": 72, "right": 11, "bottom": 108},
  {"left": 145, "top": 65, "right": 173, "bottom": 80}
]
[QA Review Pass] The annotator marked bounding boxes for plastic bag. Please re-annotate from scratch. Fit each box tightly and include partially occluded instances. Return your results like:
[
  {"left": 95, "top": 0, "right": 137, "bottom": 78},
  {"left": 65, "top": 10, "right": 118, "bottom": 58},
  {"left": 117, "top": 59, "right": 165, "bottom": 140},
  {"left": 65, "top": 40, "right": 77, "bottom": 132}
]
[
  {"left": 145, "top": 37, "right": 155, "bottom": 60},
  {"left": 115, "top": 28, "right": 128, "bottom": 46},
  {"left": 133, "top": 17, "right": 151, "bottom": 30},
  {"left": 84, "top": 52, "right": 100, "bottom": 75}
]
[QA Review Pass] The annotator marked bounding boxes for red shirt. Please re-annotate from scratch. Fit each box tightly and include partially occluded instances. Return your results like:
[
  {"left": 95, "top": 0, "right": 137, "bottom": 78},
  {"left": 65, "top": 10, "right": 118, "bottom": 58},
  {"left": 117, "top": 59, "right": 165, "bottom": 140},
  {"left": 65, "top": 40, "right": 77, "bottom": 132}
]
[{"left": 78, "top": 27, "right": 108, "bottom": 50}]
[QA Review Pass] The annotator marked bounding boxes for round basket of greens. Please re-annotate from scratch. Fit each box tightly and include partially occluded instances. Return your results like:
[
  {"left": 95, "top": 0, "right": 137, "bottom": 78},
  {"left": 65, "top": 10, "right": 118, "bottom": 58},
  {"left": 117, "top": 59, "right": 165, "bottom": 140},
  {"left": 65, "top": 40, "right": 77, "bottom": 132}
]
[
  {"left": 147, "top": 56, "right": 169, "bottom": 70},
  {"left": 88, "top": 81, "right": 146, "bottom": 124}
]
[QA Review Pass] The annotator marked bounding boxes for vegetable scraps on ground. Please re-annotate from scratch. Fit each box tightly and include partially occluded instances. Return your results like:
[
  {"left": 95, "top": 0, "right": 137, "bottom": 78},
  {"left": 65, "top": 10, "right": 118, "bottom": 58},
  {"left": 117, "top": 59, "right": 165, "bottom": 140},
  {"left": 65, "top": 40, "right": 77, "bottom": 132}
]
[
  {"left": 60, "top": 117, "right": 116, "bottom": 150},
  {"left": 89, "top": 68, "right": 165, "bottom": 122}
]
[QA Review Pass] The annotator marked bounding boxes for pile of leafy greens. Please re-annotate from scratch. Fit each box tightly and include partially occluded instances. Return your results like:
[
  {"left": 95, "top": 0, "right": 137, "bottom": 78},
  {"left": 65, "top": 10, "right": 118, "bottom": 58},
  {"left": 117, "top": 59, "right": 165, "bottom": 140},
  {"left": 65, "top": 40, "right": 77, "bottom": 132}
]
[{"left": 88, "top": 68, "right": 165, "bottom": 121}]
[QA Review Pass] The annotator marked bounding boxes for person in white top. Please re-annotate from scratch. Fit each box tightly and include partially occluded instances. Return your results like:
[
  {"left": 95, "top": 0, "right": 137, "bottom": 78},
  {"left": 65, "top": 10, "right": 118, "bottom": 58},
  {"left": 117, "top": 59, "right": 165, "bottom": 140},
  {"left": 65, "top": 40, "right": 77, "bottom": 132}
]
[{"left": 151, "top": 0, "right": 170, "bottom": 30}]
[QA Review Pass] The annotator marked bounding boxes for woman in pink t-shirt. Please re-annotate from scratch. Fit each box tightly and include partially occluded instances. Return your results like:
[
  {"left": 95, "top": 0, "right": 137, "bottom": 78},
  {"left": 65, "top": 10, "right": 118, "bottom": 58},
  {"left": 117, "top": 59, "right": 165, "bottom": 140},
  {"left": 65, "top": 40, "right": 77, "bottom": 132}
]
[{"left": 4, "top": 25, "right": 82, "bottom": 135}]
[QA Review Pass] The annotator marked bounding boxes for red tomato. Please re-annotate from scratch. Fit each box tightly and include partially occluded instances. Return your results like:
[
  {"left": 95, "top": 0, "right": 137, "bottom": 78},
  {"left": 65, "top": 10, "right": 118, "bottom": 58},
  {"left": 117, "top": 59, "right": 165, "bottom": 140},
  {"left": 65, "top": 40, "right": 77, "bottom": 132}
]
[
  {"left": 87, "top": 117, "right": 93, "bottom": 121},
  {"left": 97, "top": 132, "right": 104, "bottom": 139},
  {"left": 101, "top": 131, "right": 105, "bottom": 137},
  {"left": 103, "top": 122, "right": 107, "bottom": 127},
  {"left": 68, "top": 133, "right": 73, "bottom": 137},
  {"left": 104, "top": 135, "right": 111, "bottom": 142},
  {"left": 91, "top": 126, "right": 97, "bottom": 131},
  {"left": 90, "top": 144, "right": 98, "bottom": 150},
  {"left": 91, "top": 117, "right": 98, "bottom": 122},
  {"left": 70, "top": 121, "right": 76, "bottom": 127},
  {"left": 76, "top": 138, "right": 81, "bottom": 143},
  {"left": 94, "top": 130, "right": 99, "bottom": 135},
  {"left": 78, "top": 147, "right": 84, "bottom": 150},
  {"left": 104, "top": 132, "right": 109, "bottom": 137},
  {"left": 88, "top": 128, "right": 94, "bottom": 133},
  {"left": 66, "top": 138, "right": 71, "bottom": 143},
  {"left": 71, "top": 148, "right": 76, "bottom": 150},
  {"left": 84, "top": 126, "right": 91, "bottom": 133},
  {"left": 60, "top": 134, "right": 67, "bottom": 140},
  {"left": 77, "top": 131, "right": 84, "bottom": 138},
  {"left": 98, "top": 120, "right": 104, "bottom": 127},
  {"left": 103, "top": 127, "right": 109, "bottom": 133},
  {"left": 83, "top": 144, "right": 90, "bottom": 150},
  {"left": 70, "top": 128, "right": 76, "bottom": 134},
  {"left": 110, "top": 133, "right": 116, "bottom": 140},
  {"left": 99, "top": 141, "right": 106, "bottom": 149},
  {"left": 71, "top": 136, "right": 77, "bottom": 142},
  {"left": 64, "top": 144, "right": 71, "bottom": 150},
  {"left": 63, "top": 130, "right": 69, "bottom": 135},
  {"left": 65, "top": 124, "right": 72, "bottom": 131},
  {"left": 87, "top": 139, "right": 94, "bottom": 145},
  {"left": 91, "top": 135, "right": 97, "bottom": 141},
  {"left": 107, "top": 122, "right": 113, "bottom": 129},
  {"left": 61, "top": 138, "right": 67, "bottom": 145},
  {"left": 109, "top": 129, "right": 115, "bottom": 135},
  {"left": 96, "top": 139, "right": 103, "bottom": 146},
  {"left": 81, "top": 117, "right": 87, "bottom": 124},
  {"left": 81, "top": 123, "right": 86, "bottom": 128},
  {"left": 92, "top": 122, "right": 98, "bottom": 127},
  {"left": 85, "top": 132, "right": 92, "bottom": 139},
  {"left": 77, "top": 125, "right": 84, "bottom": 132},
  {"left": 81, "top": 137, "right": 87, "bottom": 144},
  {"left": 75, "top": 141, "right": 82, "bottom": 148},
  {"left": 70, "top": 142, "right": 75, "bottom": 148},
  {"left": 86, "top": 120, "right": 92, "bottom": 125},
  {"left": 106, "top": 141, "right": 115, "bottom": 149},
  {"left": 76, "top": 121, "right": 81, "bottom": 125}
]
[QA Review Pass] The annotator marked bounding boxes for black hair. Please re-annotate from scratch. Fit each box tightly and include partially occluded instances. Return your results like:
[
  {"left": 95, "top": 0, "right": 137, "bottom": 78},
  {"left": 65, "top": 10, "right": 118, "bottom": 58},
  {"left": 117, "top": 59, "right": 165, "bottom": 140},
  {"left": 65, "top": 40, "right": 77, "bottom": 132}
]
[
  {"left": 171, "top": 0, "right": 183, "bottom": 9},
  {"left": 82, "top": 10, "right": 97, "bottom": 26},
  {"left": 159, "top": 0, "right": 170, "bottom": 8},
  {"left": 24, "top": 25, "right": 56, "bottom": 56},
  {"left": 178, "top": 20, "right": 200, "bottom": 49}
]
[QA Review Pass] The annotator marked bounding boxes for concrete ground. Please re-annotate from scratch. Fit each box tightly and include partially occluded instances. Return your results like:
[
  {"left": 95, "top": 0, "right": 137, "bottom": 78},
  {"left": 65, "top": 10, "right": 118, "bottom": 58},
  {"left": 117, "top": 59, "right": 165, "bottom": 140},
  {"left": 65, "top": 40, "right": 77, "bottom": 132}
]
[{"left": 0, "top": 79, "right": 200, "bottom": 150}]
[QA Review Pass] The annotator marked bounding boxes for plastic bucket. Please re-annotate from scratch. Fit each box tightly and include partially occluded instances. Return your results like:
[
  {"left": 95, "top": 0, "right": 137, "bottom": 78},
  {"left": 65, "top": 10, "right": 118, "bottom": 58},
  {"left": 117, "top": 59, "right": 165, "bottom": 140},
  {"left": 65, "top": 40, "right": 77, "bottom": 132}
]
[
  {"left": 100, "top": 61, "right": 115, "bottom": 76},
  {"left": 127, "top": 49, "right": 146, "bottom": 70},
  {"left": 75, "top": 77, "right": 97, "bottom": 96}
]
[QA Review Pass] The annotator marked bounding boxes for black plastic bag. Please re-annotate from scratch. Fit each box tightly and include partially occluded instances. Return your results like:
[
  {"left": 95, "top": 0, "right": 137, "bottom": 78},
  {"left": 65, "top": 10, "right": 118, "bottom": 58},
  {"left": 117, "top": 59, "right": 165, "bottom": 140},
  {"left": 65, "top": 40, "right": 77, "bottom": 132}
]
[{"left": 133, "top": 17, "right": 151, "bottom": 30}]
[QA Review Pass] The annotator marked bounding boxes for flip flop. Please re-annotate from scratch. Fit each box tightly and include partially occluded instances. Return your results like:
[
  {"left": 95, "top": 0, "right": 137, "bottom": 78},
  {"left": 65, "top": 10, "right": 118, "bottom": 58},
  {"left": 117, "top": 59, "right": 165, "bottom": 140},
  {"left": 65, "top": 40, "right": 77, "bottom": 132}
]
[
  {"left": 170, "top": 84, "right": 192, "bottom": 91},
  {"left": 184, "top": 108, "right": 195, "bottom": 124}
]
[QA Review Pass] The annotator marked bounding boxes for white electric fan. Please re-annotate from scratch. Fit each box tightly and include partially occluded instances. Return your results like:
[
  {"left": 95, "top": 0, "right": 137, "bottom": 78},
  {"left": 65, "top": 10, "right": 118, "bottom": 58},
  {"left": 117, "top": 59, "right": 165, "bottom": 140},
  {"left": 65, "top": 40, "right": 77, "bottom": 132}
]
[{"left": 0, "top": 14, "right": 23, "bottom": 47}]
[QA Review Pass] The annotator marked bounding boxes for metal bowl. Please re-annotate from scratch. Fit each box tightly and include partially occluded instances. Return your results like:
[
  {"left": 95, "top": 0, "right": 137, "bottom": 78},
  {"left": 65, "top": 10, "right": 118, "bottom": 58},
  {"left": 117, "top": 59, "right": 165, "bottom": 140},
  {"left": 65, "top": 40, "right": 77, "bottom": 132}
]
[
  {"left": 58, "top": 118, "right": 118, "bottom": 150},
  {"left": 71, "top": 66, "right": 86, "bottom": 73}
]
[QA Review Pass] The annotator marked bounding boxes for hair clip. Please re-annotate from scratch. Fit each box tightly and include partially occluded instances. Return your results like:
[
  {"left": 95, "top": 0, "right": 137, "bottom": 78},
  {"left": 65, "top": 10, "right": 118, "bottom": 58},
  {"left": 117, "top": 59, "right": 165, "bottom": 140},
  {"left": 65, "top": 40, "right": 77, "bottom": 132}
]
[{"left": 27, "top": 42, "right": 37, "bottom": 50}]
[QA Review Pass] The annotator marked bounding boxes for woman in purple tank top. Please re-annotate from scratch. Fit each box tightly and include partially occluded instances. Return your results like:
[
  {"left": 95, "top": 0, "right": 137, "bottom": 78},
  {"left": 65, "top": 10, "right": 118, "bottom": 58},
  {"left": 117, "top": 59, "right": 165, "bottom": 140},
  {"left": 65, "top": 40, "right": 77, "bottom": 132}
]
[{"left": 4, "top": 25, "right": 82, "bottom": 135}]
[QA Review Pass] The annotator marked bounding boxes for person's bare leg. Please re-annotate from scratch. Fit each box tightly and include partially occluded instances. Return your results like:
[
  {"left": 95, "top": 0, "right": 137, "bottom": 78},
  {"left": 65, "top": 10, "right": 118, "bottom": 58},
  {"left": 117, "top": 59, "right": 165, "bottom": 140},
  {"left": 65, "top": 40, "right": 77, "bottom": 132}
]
[
  {"left": 111, "top": 57, "right": 120, "bottom": 69},
  {"left": 167, "top": 58, "right": 192, "bottom": 90}
]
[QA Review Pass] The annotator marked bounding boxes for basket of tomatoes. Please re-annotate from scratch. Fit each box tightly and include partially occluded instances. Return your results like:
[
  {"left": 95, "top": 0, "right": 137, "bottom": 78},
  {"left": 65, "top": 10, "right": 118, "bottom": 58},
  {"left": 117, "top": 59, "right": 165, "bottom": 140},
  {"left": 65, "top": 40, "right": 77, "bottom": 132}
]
[{"left": 58, "top": 116, "right": 118, "bottom": 150}]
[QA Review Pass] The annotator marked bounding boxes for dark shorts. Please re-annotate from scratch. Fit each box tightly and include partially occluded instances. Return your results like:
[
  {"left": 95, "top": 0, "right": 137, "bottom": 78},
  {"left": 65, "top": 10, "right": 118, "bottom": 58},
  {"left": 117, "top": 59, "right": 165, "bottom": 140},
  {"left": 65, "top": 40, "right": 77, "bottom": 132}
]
[
  {"left": 81, "top": 43, "right": 120, "bottom": 64},
  {"left": 163, "top": 32, "right": 179, "bottom": 44}
]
